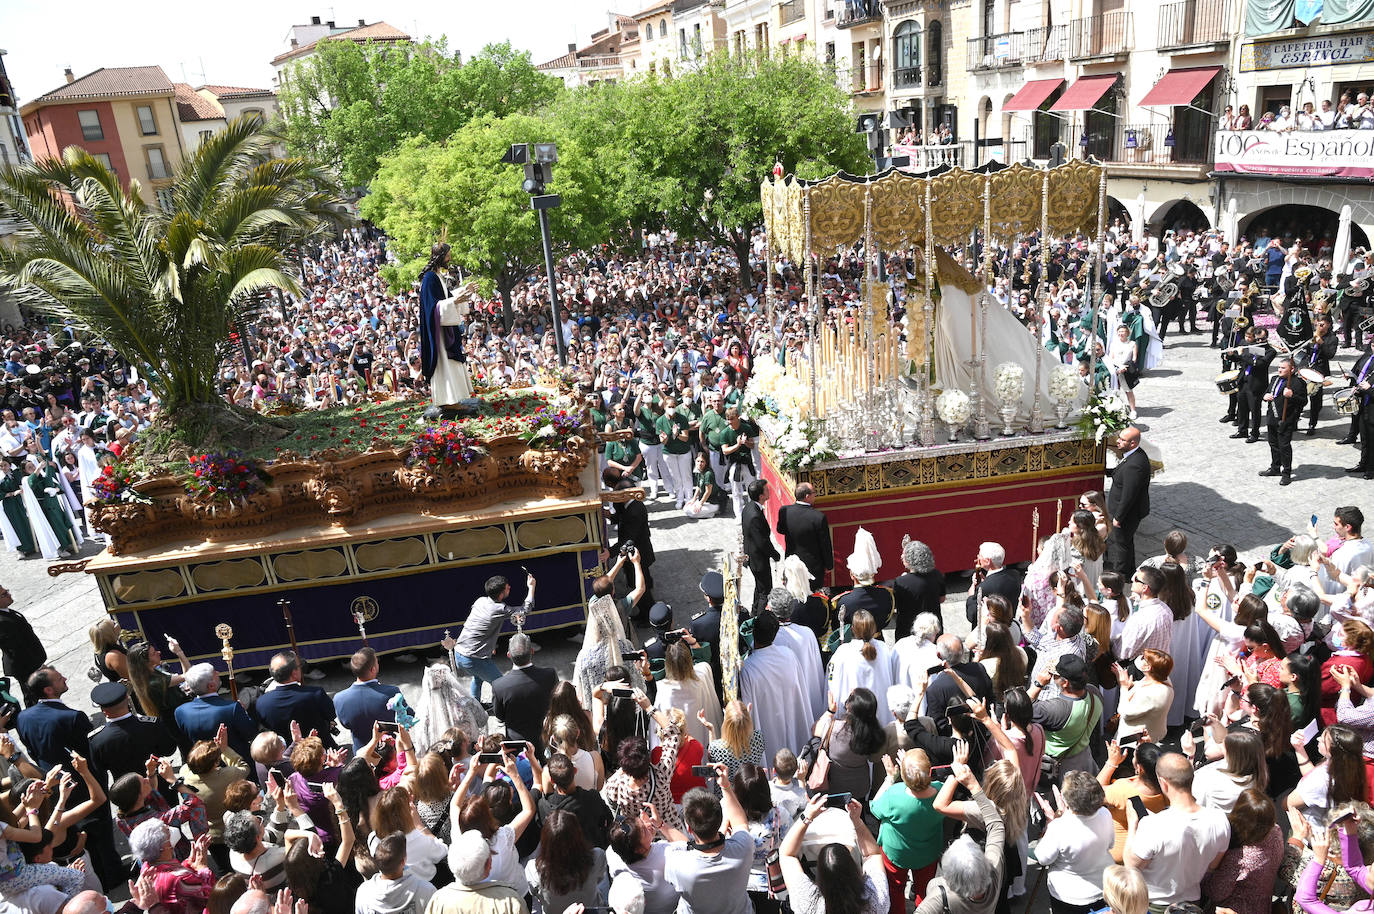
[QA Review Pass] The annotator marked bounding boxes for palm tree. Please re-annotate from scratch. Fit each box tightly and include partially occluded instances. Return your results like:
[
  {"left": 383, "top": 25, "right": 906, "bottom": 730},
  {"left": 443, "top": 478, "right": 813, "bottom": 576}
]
[{"left": 0, "top": 116, "right": 341, "bottom": 453}]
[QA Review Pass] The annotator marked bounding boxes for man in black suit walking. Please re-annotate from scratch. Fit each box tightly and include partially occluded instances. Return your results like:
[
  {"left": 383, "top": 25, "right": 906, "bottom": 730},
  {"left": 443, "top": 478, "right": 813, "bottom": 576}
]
[
  {"left": 777, "top": 483, "right": 834, "bottom": 589},
  {"left": 964, "top": 542, "right": 1023, "bottom": 626},
  {"left": 1106, "top": 425, "right": 1151, "bottom": 575},
  {"left": 0, "top": 586, "right": 45, "bottom": 705},
  {"left": 603, "top": 466, "right": 656, "bottom": 619},
  {"left": 490, "top": 634, "right": 558, "bottom": 755},
  {"left": 254, "top": 651, "right": 338, "bottom": 748},
  {"left": 742, "top": 479, "right": 780, "bottom": 616},
  {"left": 1260, "top": 356, "right": 1307, "bottom": 486}
]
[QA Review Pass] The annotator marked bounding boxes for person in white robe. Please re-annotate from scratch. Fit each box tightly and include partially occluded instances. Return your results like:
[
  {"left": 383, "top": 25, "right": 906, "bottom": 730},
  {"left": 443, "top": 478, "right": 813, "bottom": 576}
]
[
  {"left": 75, "top": 431, "right": 105, "bottom": 541},
  {"left": 827, "top": 608, "right": 900, "bottom": 724},
  {"left": 654, "top": 640, "right": 722, "bottom": 745},
  {"left": 739, "top": 610, "right": 815, "bottom": 764},
  {"left": 775, "top": 559, "right": 826, "bottom": 721}
]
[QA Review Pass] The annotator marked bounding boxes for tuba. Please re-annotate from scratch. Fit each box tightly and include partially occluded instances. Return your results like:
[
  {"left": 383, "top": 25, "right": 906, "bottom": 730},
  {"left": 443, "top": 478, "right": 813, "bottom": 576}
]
[{"left": 1151, "top": 281, "right": 1179, "bottom": 308}]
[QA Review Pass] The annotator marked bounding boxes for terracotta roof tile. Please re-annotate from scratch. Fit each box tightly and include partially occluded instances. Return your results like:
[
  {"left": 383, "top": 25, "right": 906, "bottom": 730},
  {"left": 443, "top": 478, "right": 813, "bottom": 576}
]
[
  {"left": 198, "top": 84, "right": 273, "bottom": 99},
  {"left": 34, "top": 65, "right": 172, "bottom": 103},
  {"left": 173, "top": 83, "right": 224, "bottom": 122}
]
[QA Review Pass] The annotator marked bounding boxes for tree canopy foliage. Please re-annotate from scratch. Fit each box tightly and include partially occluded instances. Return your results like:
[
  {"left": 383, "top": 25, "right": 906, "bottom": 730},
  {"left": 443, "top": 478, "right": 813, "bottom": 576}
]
[
  {"left": 359, "top": 48, "right": 870, "bottom": 307},
  {"left": 278, "top": 39, "right": 560, "bottom": 188}
]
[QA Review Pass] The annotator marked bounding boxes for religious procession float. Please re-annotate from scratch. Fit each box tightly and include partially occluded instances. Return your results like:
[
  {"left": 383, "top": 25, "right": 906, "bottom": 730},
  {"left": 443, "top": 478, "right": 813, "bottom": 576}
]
[
  {"left": 750, "top": 159, "right": 1127, "bottom": 585},
  {"left": 65, "top": 380, "right": 616, "bottom": 674}
]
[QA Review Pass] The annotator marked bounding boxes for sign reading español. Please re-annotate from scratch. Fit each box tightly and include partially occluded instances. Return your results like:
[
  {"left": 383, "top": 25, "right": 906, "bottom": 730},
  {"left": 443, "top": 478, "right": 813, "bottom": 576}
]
[{"left": 1241, "top": 32, "right": 1374, "bottom": 71}]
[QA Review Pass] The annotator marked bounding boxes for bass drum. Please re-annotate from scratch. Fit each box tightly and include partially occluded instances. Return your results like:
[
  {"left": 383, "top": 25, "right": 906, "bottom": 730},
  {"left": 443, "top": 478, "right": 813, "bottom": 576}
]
[{"left": 1215, "top": 370, "right": 1241, "bottom": 394}]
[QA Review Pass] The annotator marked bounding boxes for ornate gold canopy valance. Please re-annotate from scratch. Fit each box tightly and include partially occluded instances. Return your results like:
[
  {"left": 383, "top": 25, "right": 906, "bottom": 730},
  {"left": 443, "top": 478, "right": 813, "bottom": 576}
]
[{"left": 762, "top": 159, "right": 1103, "bottom": 262}]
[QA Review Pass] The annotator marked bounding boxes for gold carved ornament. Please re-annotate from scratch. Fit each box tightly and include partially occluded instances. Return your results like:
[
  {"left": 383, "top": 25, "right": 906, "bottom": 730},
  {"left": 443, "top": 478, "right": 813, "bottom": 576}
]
[
  {"left": 807, "top": 176, "right": 866, "bottom": 255},
  {"left": 784, "top": 179, "right": 806, "bottom": 264},
  {"left": 1047, "top": 160, "right": 1102, "bottom": 237},
  {"left": 990, "top": 163, "right": 1045, "bottom": 238},
  {"left": 928, "top": 169, "right": 981, "bottom": 246},
  {"left": 869, "top": 171, "right": 924, "bottom": 252}
]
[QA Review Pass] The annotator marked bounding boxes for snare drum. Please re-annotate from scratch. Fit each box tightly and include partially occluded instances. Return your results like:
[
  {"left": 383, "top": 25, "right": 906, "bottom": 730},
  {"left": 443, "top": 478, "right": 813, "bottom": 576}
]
[
  {"left": 1215, "top": 369, "right": 1241, "bottom": 394},
  {"left": 1335, "top": 389, "right": 1359, "bottom": 415},
  {"left": 1298, "top": 367, "right": 1326, "bottom": 395}
]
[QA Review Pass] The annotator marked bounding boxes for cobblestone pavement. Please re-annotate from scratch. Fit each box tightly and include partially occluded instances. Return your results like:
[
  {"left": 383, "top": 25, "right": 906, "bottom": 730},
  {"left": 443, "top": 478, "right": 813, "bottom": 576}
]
[{"left": 5, "top": 325, "right": 1368, "bottom": 734}]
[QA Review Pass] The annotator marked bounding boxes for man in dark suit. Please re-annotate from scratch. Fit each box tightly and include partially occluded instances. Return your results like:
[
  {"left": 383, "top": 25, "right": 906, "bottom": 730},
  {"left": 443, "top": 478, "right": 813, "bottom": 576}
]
[
  {"left": 16, "top": 666, "right": 90, "bottom": 770},
  {"left": 776, "top": 483, "right": 834, "bottom": 589},
  {"left": 964, "top": 541, "right": 1023, "bottom": 626},
  {"left": 88, "top": 682, "right": 176, "bottom": 781},
  {"left": 1260, "top": 356, "right": 1308, "bottom": 486},
  {"left": 603, "top": 466, "right": 656, "bottom": 618},
  {"left": 922, "top": 634, "right": 996, "bottom": 736},
  {"left": 254, "top": 651, "right": 338, "bottom": 748},
  {"left": 1106, "top": 425, "right": 1151, "bottom": 575},
  {"left": 332, "top": 647, "right": 400, "bottom": 752},
  {"left": 0, "top": 587, "right": 45, "bottom": 706},
  {"left": 741, "top": 479, "right": 780, "bottom": 616},
  {"left": 174, "top": 662, "right": 259, "bottom": 778},
  {"left": 490, "top": 634, "right": 558, "bottom": 755}
]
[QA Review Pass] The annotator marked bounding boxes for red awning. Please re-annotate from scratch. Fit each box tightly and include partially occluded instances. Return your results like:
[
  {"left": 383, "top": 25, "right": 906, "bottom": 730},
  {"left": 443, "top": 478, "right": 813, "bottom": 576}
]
[
  {"left": 1050, "top": 74, "right": 1120, "bottom": 111},
  {"left": 1003, "top": 78, "right": 1064, "bottom": 112},
  {"left": 1138, "top": 66, "right": 1221, "bottom": 107}
]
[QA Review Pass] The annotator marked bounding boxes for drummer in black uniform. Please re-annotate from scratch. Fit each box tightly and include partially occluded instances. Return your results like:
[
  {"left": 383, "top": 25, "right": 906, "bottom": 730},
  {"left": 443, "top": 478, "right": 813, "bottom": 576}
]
[
  {"left": 1303, "top": 314, "right": 1340, "bottom": 435},
  {"left": 1232, "top": 327, "right": 1275, "bottom": 444}
]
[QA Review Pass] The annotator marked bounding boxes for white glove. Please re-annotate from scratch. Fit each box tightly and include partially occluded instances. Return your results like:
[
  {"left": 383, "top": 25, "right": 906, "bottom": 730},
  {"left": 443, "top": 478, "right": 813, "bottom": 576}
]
[{"left": 44, "top": 487, "right": 59, "bottom": 497}]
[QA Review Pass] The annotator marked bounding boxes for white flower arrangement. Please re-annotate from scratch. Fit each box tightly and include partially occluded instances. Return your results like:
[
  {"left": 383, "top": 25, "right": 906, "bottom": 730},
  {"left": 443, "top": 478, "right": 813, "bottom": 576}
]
[
  {"left": 758, "top": 413, "right": 837, "bottom": 472},
  {"left": 993, "top": 362, "right": 1025, "bottom": 406},
  {"left": 744, "top": 360, "right": 809, "bottom": 419},
  {"left": 935, "top": 388, "right": 973, "bottom": 427},
  {"left": 1075, "top": 389, "right": 1133, "bottom": 443},
  {"left": 1049, "top": 364, "right": 1083, "bottom": 404}
]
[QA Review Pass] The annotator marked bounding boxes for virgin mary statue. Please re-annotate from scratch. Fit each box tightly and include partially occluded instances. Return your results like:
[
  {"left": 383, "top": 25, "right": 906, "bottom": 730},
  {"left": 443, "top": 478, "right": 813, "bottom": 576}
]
[{"left": 418, "top": 242, "right": 476, "bottom": 408}]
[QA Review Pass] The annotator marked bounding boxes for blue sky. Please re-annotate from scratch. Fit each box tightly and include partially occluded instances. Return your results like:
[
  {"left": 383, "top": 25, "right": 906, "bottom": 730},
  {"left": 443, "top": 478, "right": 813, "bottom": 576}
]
[{"left": 3, "top": 0, "right": 616, "bottom": 102}]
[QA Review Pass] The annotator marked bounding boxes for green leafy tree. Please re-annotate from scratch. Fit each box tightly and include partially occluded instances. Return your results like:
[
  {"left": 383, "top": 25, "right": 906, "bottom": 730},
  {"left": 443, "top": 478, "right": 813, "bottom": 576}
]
[
  {"left": 360, "top": 112, "right": 615, "bottom": 328},
  {"left": 559, "top": 51, "right": 870, "bottom": 286},
  {"left": 278, "top": 38, "right": 560, "bottom": 189},
  {"left": 0, "top": 118, "right": 341, "bottom": 452}
]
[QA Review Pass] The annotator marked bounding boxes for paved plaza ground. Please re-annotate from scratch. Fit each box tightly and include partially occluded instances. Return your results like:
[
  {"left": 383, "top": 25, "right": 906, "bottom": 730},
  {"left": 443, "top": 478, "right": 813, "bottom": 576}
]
[{"left": 7, "top": 328, "right": 1367, "bottom": 729}]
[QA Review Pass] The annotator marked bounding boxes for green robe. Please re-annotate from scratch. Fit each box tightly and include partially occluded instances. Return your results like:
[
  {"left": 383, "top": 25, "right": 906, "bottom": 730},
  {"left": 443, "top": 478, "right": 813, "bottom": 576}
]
[
  {"left": 27, "top": 464, "right": 77, "bottom": 552},
  {"left": 0, "top": 471, "right": 34, "bottom": 555}
]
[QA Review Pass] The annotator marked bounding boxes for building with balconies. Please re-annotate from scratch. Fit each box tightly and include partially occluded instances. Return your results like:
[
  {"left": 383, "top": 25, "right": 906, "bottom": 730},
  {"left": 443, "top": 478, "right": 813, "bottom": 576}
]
[{"left": 536, "top": 16, "right": 636, "bottom": 87}]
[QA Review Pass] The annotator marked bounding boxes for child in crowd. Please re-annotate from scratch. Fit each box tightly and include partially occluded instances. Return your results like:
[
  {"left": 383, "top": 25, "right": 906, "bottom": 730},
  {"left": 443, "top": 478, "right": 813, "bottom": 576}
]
[{"left": 769, "top": 749, "right": 806, "bottom": 822}]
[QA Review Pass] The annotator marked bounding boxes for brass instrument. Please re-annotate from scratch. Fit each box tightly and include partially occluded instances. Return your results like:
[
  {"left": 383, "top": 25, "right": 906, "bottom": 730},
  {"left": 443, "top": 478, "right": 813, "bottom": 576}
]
[
  {"left": 1151, "top": 281, "right": 1179, "bottom": 308},
  {"left": 1350, "top": 277, "right": 1369, "bottom": 295},
  {"left": 1216, "top": 273, "right": 1235, "bottom": 293},
  {"left": 1078, "top": 259, "right": 1091, "bottom": 283}
]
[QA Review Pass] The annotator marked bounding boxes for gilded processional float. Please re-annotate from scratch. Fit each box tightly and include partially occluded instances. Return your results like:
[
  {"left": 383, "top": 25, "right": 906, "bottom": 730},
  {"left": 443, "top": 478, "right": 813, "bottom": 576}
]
[{"left": 752, "top": 159, "right": 1112, "bottom": 582}]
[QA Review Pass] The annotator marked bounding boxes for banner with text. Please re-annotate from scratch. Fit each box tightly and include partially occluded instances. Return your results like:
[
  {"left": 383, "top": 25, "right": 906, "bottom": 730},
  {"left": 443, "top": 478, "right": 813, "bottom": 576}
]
[
  {"left": 1213, "top": 129, "right": 1374, "bottom": 178},
  {"left": 1241, "top": 32, "right": 1374, "bottom": 70}
]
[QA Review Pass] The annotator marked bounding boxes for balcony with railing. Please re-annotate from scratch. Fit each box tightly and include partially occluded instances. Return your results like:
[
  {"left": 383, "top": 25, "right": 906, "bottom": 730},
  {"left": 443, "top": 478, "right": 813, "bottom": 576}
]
[
  {"left": 779, "top": 0, "right": 806, "bottom": 25},
  {"left": 893, "top": 66, "right": 923, "bottom": 89},
  {"left": 1023, "top": 24, "right": 1067, "bottom": 63},
  {"left": 837, "top": 0, "right": 882, "bottom": 28},
  {"left": 1157, "top": 0, "right": 1231, "bottom": 48},
  {"left": 1068, "top": 11, "right": 1132, "bottom": 59},
  {"left": 1017, "top": 117, "right": 1216, "bottom": 170},
  {"left": 577, "top": 55, "right": 622, "bottom": 69},
  {"left": 967, "top": 32, "right": 1026, "bottom": 70},
  {"left": 893, "top": 142, "right": 966, "bottom": 169}
]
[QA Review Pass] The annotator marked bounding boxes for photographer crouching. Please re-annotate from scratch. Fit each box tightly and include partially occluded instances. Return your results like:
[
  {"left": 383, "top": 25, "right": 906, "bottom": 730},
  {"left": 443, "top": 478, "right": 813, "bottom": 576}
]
[{"left": 602, "top": 465, "right": 656, "bottom": 623}]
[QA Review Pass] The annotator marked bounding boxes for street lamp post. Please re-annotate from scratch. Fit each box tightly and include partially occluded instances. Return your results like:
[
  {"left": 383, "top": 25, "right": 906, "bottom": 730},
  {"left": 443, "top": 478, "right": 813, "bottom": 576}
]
[{"left": 501, "top": 142, "right": 568, "bottom": 366}]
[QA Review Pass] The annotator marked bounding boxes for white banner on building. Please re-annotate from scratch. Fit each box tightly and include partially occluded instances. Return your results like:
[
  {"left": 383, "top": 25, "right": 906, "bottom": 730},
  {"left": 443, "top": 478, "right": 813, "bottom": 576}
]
[{"left": 1213, "top": 129, "right": 1374, "bottom": 179}]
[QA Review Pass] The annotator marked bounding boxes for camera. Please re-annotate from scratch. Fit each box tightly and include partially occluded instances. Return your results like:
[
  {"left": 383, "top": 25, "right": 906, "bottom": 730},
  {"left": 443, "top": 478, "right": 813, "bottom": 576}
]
[
  {"left": 663, "top": 628, "right": 688, "bottom": 646},
  {"left": 620, "top": 543, "right": 637, "bottom": 558}
]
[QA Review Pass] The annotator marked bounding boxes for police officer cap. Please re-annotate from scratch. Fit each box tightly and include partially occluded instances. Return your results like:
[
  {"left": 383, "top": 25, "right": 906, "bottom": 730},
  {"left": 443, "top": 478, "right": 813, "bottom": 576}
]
[
  {"left": 648, "top": 601, "right": 673, "bottom": 628},
  {"left": 91, "top": 682, "right": 128, "bottom": 708},
  {"left": 699, "top": 571, "right": 724, "bottom": 602}
]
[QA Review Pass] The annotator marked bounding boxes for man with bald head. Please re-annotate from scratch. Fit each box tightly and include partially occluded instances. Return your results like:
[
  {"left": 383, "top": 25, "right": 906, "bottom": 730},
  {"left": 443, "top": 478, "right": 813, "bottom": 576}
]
[
  {"left": 919, "top": 634, "right": 994, "bottom": 734},
  {"left": 252, "top": 651, "right": 338, "bottom": 748},
  {"left": 1106, "top": 425, "right": 1151, "bottom": 575},
  {"left": 1124, "top": 752, "right": 1230, "bottom": 907}
]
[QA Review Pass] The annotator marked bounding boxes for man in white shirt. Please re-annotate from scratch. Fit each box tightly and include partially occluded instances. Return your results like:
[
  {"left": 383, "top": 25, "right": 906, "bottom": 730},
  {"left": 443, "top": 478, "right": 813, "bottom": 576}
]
[
  {"left": 1318, "top": 99, "right": 1337, "bottom": 129},
  {"left": 1319, "top": 506, "right": 1374, "bottom": 594},
  {"left": 1125, "top": 752, "right": 1230, "bottom": 906}
]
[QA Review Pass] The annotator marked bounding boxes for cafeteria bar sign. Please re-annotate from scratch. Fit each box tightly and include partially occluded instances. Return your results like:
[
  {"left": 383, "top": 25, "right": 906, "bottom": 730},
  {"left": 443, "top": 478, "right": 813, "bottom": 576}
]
[
  {"left": 1214, "top": 129, "right": 1374, "bottom": 178},
  {"left": 1241, "top": 32, "right": 1374, "bottom": 70}
]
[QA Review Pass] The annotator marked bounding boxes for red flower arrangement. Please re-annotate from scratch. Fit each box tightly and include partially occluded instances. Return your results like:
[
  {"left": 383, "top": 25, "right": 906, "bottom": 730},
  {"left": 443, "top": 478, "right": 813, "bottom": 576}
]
[
  {"left": 185, "top": 451, "right": 271, "bottom": 502},
  {"left": 407, "top": 422, "right": 486, "bottom": 469},
  {"left": 90, "top": 461, "right": 144, "bottom": 504}
]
